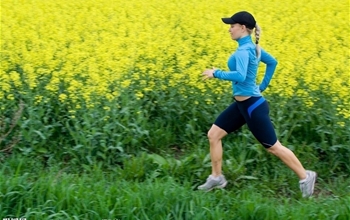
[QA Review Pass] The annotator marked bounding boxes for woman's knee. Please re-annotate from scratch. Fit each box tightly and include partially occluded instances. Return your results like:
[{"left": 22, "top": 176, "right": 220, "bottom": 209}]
[
  {"left": 207, "top": 127, "right": 217, "bottom": 141},
  {"left": 266, "top": 140, "right": 283, "bottom": 155},
  {"left": 207, "top": 124, "right": 227, "bottom": 142}
]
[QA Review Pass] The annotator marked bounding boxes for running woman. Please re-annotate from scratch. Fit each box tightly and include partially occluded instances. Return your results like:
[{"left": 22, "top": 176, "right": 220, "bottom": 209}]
[{"left": 199, "top": 11, "right": 316, "bottom": 197}]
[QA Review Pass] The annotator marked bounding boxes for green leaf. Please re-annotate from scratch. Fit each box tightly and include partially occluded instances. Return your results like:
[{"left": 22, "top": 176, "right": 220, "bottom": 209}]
[
  {"left": 34, "top": 130, "right": 46, "bottom": 140},
  {"left": 36, "top": 148, "right": 48, "bottom": 154},
  {"left": 235, "top": 175, "right": 259, "bottom": 181},
  {"left": 148, "top": 154, "right": 168, "bottom": 166}
]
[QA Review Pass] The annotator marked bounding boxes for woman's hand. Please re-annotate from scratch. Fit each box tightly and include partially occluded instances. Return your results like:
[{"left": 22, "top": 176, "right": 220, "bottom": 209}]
[{"left": 202, "top": 68, "right": 217, "bottom": 80}]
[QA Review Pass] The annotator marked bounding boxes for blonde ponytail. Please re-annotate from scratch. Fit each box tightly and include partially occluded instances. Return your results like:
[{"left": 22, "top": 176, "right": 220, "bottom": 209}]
[{"left": 255, "top": 24, "right": 261, "bottom": 58}]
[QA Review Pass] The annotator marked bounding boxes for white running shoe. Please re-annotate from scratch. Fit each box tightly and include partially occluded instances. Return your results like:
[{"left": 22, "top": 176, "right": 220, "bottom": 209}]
[
  {"left": 198, "top": 175, "right": 228, "bottom": 191},
  {"left": 299, "top": 170, "right": 317, "bottom": 197}
]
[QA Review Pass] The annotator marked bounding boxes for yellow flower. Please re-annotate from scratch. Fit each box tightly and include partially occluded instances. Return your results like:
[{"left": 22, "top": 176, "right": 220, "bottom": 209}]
[
  {"left": 135, "top": 92, "right": 144, "bottom": 99},
  {"left": 6, "top": 94, "right": 14, "bottom": 100},
  {"left": 103, "top": 106, "right": 111, "bottom": 111},
  {"left": 9, "top": 71, "right": 22, "bottom": 88},
  {"left": 58, "top": 94, "right": 67, "bottom": 103},
  {"left": 35, "top": 95, "right": 43, "bottom": 105},
  {"left": 337, "top": 121, "right": 345, "bottom": 127}
]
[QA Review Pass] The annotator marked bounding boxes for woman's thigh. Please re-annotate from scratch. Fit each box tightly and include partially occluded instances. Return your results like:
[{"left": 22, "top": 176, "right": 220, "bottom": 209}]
[
  {"left": 238, "top": 97, "right": 277, "bottom": 148},
  {"left": 214, "top": 102, "right": 246, "bottom": 134}
]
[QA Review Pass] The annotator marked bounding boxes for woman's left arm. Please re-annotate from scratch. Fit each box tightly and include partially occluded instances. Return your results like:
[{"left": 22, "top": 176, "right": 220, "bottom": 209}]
[{"left": 259, "top": 48, "right": 278, "bottom": 92}]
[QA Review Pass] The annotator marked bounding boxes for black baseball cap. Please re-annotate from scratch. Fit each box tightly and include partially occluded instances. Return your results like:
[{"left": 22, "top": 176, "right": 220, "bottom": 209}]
[{"left": 221, "top": 11, "right": 256, "bottom": 29}]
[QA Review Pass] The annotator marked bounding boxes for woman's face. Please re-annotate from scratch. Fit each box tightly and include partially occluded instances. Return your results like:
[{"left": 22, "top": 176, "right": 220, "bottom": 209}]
[{"left": 228, "top": 24, "right": 246, "bottom": 40}]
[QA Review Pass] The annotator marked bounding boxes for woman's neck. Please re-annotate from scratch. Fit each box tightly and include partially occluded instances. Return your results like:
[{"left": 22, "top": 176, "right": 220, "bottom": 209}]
[{"left": 236, "top": 35, "right": 252, "bottom": 46}]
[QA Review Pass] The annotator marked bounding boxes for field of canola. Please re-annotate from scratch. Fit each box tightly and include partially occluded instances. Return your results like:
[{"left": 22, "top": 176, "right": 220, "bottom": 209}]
[
  {"left": 1, "top": 0, "right": 349, "bottom": 121},
  {"left": 1, "top": 1, "right": 350, "bottom": 219}
]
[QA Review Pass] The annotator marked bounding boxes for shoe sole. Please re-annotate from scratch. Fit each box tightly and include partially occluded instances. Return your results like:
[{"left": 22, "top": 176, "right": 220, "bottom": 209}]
[{"left": 201, "top": 181, "right": 228, "bottom": 192}]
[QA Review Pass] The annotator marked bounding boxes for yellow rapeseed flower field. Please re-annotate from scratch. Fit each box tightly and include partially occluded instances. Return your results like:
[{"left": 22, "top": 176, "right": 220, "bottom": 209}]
[{"left": 1, "top": 0, "right": 349, "bottom": 118}]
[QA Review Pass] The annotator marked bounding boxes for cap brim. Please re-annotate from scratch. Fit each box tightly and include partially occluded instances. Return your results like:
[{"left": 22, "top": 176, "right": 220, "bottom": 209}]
[{"left": 221, "top": 17, "right": 236, "bottom": 24}]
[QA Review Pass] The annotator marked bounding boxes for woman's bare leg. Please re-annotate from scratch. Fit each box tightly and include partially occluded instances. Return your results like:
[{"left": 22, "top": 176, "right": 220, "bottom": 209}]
[
  {"left": 207, "top": 124, "right": 228, "bottom": 177},
  {"left": 267, "top": 140, "right": 307, "bottom": 180}
]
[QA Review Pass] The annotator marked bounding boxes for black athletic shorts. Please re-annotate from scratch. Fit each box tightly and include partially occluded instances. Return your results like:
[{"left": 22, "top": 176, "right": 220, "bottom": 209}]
[{"left": 214, "top": 96, "right": 277, "bottom": 148}]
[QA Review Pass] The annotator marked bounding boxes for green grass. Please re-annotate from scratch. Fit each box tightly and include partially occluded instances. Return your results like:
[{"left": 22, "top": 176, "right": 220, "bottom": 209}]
[
  {"left": 1, "top": 72, "right": 349, "bottom": 220},
  {"left": 1, "top": 155, "right": 349, "bottom": 220}
]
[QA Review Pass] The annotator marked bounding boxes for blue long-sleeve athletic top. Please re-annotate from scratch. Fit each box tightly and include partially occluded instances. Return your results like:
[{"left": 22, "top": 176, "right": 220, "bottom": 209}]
[{"left": 213, "top": 35, "right": 277, "bottom": 96}]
